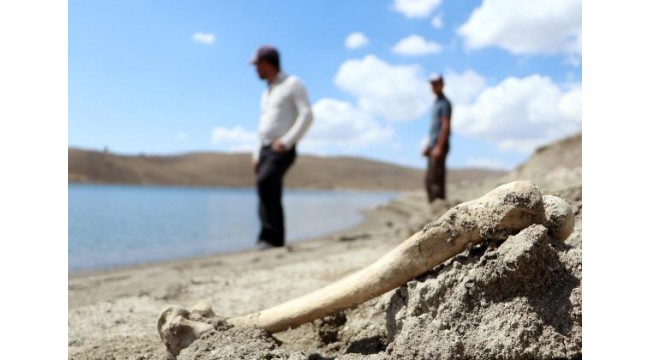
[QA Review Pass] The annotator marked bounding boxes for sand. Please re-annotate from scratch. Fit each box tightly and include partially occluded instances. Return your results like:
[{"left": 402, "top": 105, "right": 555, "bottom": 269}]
[
  {"left": 68, "top": 134, "right": 582, "bottom": 359},
  {"left": 68, "top": 190, "right": 436, "bottom": 359}
]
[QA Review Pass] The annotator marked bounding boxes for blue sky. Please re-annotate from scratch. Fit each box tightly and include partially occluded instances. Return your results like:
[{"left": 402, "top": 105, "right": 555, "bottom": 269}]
[{"left": 69, "top": 0, "right": 582, "bottom": 170}]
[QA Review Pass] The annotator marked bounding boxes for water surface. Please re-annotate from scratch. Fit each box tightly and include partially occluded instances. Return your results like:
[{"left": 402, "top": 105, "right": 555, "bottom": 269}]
[{"left": 68, "top": 184, "right": 396, "bottom": 272}]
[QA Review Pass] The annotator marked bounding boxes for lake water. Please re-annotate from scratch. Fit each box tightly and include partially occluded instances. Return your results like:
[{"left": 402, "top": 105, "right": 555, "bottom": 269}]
[{"left": 68, "top": 184, "right": 397, "bottom": 272}]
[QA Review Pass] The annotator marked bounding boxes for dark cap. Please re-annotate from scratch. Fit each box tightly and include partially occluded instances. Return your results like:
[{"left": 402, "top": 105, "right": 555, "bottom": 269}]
[
  {"left": 428, "top": 72, "right": 444, "bottom": 84},
  {"left": 249, "top": 45, "right": 280, "bottom": 65}
]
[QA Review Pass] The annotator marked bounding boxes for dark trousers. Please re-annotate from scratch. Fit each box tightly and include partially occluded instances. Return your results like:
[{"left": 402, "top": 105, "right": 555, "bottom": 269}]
[
  {"left": 256, "top": 145, "right": 296, "bottom": 247},
  {"left": 425, "top": 144, "right": 449, "bottom": 202}
]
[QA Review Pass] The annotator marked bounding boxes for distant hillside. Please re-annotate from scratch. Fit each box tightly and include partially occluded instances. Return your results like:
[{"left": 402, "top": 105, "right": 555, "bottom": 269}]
[
  {"left": 449, "top": 133, "right": 582, "bottom": 201},
  {"left": 512, "top": 133, "right": 582, "bottom": 178},
  {"left": 68, "top": 148, "right": 504, "bottom": 191},
  {"left": 498, "top": 133, "right": 582, "bottom": 191}
]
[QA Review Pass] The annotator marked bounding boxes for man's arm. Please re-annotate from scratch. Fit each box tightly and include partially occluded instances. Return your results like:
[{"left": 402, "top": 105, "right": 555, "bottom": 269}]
[
  {"left": 432, "top": 115, "right": 450, "bottom": 160},
  {"left": 253, "top": 92, "right": 264, "bottom": 171},
  {"left": 275, "top": 79, "right": 313, "bottom": 151},
  {"left": 432, "top": 101, "right": 451, "bottom": 160},
  {"left": 252, "top": 145, "right": 261, "bottom": 174}
]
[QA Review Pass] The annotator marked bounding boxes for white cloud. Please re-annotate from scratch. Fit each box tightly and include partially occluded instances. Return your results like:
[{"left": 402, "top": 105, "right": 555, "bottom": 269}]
[
  {"left": 393, "top": 0, "right": 443, "bottom": 18},
  {"left": 192, "top": 32, "right": 215, "bottom": 45},
  {"left": 558, "top": 87, "right": 582, "bottom": 120},
  {"left": 391, "top": 35, "right": 442, "bottom": 56},
  {"left": 211, "top": 126, "right": 257, "bottom": 152},
  {"left": 345, "top": 32, "right": 369, "bottom": 49},
  {"left": 301, "top": 98, "right": 394, "bottom": 153},
  {"left": 453, "top": 74, "right": 582, "bottom": 152},
  {"left": 443, "top": 69, "right": 487, "bottom": 105},
  {"left": 458, "top": 0, "right": 581, "bottom": 55},
  {"left": 431, "top": 13, "right": 443, "bottom": 29},
  {"left": 334, "top": 55, "right": 431, "bottom": 121}
]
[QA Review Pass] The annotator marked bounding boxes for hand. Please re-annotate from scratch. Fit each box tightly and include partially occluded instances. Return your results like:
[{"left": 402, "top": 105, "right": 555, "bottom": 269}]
[
  {"left": 431, "top": 145, "right": 442, "bottom": 161},
  {"left": 253, "top": 160, "right": 259, "bottom": 175},
  {"left": 421, "top": 145, "right": 431, "bottom": 157},
  {"left": 272, "top": 139, "right": 288, "bottom": 153}
]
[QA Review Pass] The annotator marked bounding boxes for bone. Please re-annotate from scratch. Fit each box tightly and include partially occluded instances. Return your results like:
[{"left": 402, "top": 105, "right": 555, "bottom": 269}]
[
  {"left": 228, "top": 180, "right": 547, "bottom": 333},
  {"left": 542, "top": 195, "right": 575, "bottom": 241},
  {"left": 157, "top": 305, "right": 214, "bottom": 358},
  {"left": 156, "top": 181, "right": 576, "bottom": 355},
  {"left": 190, "top": 301, "right": 215, "bottom": 318}
]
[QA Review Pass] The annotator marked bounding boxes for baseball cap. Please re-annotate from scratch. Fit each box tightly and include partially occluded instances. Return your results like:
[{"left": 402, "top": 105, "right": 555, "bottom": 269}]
[
  {"left": 249, "top": 45, "right": 280, "bottom": 65},
  {"left": 428, "top": 72, "right": 444, "bottom": 83}
]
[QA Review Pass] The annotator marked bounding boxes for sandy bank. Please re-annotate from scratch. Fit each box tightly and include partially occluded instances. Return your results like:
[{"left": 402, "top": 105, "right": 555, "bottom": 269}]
[{"left": 68, "top": 189, "right": 438, "bottom": 359}]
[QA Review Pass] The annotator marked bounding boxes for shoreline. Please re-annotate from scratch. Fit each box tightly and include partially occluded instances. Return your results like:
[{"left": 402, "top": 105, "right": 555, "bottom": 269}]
[
  {"left": 68, "top": 188, "right": 441, "bottom": 360},
  {"left": 69, "top": 188, "right": 439, "bottom": 359},
  {"left": 68, "top": 190, "right": 432, "bottom": 309}
]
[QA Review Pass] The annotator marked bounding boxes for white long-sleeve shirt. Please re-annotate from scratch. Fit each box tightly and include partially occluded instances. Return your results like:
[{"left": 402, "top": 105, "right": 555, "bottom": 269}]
[{"left": 253, "top": 72, "right": 313, "bottom": 161}]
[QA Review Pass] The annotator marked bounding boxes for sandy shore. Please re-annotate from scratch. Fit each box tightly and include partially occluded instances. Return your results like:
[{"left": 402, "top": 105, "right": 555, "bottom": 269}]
[
  {"left": 68, "top": 186, "right": 580, "bottom": 359},
  {"left": 68, "top": 188, "right": 441, "bottom": 359}
]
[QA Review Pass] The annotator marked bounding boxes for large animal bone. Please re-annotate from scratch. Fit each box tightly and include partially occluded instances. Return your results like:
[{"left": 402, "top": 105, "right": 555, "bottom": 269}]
[{"left": 157, "top": 181, "right": 574, "bottom": 356}]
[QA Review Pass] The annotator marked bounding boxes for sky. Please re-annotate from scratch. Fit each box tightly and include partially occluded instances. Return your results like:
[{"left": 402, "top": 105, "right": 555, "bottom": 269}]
[{"left": 69, "top": 0, "right": 582, "bottom": 170}]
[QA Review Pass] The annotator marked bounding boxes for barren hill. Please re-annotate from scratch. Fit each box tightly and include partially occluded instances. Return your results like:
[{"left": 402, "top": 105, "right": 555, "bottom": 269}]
[
  {"left": 501, "top": 133, "right": 582, "bottom": 191},
  {"left": 68, "top": 148, "right": 503, "bottom": 191}
]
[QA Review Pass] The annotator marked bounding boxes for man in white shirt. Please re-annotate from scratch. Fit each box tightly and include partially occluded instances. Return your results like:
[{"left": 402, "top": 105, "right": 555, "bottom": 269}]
[{"left": 250, "top": 45, "right": 313, "bottom": 248}]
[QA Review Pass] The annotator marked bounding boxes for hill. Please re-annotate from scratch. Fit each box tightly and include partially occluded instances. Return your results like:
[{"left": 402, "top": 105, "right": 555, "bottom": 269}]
[
  {"left": 68, "top": 148, "right": 504, "bottom": 191},
  {"left": 447, "top": 133, "right": 582, "bottom": 201}
]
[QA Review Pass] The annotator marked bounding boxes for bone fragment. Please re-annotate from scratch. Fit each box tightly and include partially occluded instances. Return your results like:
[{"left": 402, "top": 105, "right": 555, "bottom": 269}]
[
  {"left": 542, "top": 195, "right": 575, "bottom": 241},
  {"left": 229, "top": 180, "right": 546, "bottom": 333},
  {"left": 191, "top": 301, "right": 216, "bottom": 318},
  {"left": 157, "top": 305, "right": 214, "bottom": 358}
]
